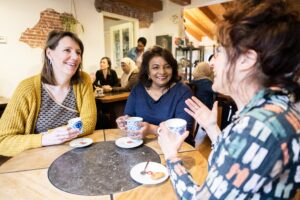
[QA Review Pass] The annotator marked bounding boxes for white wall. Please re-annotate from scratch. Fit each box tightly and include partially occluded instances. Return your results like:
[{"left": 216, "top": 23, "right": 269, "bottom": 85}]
[
  {"left": 0, "top": 0, "right": 103, "bottom": 98},
  {"left": 139, "top": 0, "right": 183, "bottom": 54}
]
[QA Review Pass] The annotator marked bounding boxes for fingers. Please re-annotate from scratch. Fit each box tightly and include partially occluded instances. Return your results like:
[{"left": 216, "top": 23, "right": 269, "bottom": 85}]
[
  {"left": 212, "top": 101, "right": 218, "bottom": 115},
  {"left": 184, "top": 107, "right": 196, "bottom": 118}
]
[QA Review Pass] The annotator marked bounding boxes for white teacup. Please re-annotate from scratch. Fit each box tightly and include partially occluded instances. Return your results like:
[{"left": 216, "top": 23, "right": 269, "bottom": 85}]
[
  {"left": 68, "top": 117, "right": 83, "bottom": 133},
  {"left": 126, "top": 117, "right": 143, "bottom": 131},
  {"left": 96, "top": 88, "right": 104, "bottom": 96},
  {"left": 165, "top": 118, "right": 187, "bottom": 136}
]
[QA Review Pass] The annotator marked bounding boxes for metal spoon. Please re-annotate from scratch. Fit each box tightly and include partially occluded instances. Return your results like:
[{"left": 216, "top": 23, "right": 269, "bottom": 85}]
[{"left": 140, "top": 161, "right": 150, "bottom": 175}]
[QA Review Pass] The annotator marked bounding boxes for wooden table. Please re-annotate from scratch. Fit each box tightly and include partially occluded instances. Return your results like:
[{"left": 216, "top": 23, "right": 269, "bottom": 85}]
[
  {"left": 0, "top": 129, "right": 208, "bottom": 199},
  {"left": 96, "top": 92, "right": 130, "bottom": 104},
  {"left": 95, "top": 92, "right": 130, "bottom": 129}
]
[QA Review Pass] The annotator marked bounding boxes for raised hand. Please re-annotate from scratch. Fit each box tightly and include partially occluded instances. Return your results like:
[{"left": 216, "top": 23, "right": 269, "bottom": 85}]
[{"left": 184, "top": 96, "right": 221, "bottom": 142}]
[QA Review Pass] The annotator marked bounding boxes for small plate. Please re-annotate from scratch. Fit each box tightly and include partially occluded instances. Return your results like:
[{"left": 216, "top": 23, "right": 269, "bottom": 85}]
[
  {"left": 130, "top": 162, "right": 169, "bottom": 185},
  {"left": 115, "top": 137, "right": 143, "bottom": 149},
  {"left": 69, "top": 138, "right": 93, "bottom": 148}
]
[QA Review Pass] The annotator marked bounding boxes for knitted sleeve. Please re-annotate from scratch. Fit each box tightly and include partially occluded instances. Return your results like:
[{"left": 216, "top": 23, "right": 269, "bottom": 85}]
[
  {"left": 0, "top": 77, "right": 42, "bottom": 157},
  {"left": 75, "top": 72, "right": 97, "bottom": 136}
]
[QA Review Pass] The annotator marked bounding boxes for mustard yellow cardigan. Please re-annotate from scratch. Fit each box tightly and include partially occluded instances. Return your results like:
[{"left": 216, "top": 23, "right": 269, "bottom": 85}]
[{"left": 0, "top": 71, "right": 97, "bottom": 156}]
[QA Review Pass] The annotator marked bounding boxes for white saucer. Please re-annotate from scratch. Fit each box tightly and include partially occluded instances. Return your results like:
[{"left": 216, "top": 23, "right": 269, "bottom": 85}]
[
  {"left": 130, "top": 162, "right": 169, "bottom": 185},
  {"left": 115, "top": 137, "right": 143, "bottom": 149},
  {"left": 69, "top": 138, "right": 93, "bottom": 148}
]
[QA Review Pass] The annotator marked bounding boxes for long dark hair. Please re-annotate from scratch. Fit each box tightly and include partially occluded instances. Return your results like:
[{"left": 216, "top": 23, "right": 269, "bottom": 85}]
[
  {"left": 41, "top": 30, "right": 84, "bottom": 85},
  {"left": 139, "top": 45, "right": 181, "bottom": 88},
  {"left": 217, "top": 0, "right": 300, "bottom": 101}
]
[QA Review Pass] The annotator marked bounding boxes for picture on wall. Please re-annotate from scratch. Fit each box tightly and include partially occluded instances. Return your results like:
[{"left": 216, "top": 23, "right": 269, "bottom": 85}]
[{"left": 156, "top": 35, "right": 172, "bottom": 52}]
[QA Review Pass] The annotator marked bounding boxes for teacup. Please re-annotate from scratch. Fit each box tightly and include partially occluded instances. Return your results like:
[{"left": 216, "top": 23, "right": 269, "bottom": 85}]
[
  {"left": 125, "top": 117, "right": 143, "bottom": 138},
  {"left": 96, "top": 88, "right": 104, "bottom": 96},
  {"left": 68, "top": 117, "right": 83, "bottom": 133},
  {"left": 126, "top": 117, "right": 143, "bottom": 131},
  {"left": 165, "top": 118, "right": 187, "bottom": 136}
]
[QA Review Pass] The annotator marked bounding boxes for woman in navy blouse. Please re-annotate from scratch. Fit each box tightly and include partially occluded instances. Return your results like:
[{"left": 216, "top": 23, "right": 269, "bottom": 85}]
[
  {"left": 158, "top": 0, "right": 300, "bottom": 199},
  {"left": 117, "top": 46, "right": 194, "bottom": 145}
]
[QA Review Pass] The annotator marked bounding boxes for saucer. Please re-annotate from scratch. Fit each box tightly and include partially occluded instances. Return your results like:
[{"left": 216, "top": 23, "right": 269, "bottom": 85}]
[
  {"left": 130, "top": 162, "right": 169, "bottom": 185},
  {"left": 115, "top": 137, "right": 143, "bottom": 149},
  {"left": 69, "top": 138, "right": 93, "bottom": 148}
]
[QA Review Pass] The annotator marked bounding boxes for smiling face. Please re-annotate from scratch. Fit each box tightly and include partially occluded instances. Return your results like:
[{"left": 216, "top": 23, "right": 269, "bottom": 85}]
[
  {"left": 148, "top": 56, "right": 172, "bottom": 88},
  {"left": 121, "top": 62, "right": 131, "bottom": 74},
  {"left": 47, "top": 36, "right": 82, "bottom": 80}
]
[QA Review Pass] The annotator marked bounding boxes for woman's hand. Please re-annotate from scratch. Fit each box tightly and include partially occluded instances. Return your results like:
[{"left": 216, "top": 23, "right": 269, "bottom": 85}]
[
  {"left": 102, "top": 85, "right": 112, "bottom": 92},
  {"left": 184, "top": 97, "right": 221, "bottom": 142},
  {"left": 157, "top": 122, "right": 189, "bottom": 160},
  {"left": 116, "top": 115, "right": 129, "bottom": 131},
  {"left": 41, "top": 127, "right": 80, "bottom": 146}
]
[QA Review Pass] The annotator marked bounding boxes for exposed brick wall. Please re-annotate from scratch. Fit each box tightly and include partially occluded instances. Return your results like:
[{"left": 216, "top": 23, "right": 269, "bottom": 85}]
[
  {"left": 19, "top": 9, "right": 76, "bottom": 49},
  {"left": 94, "top": 0, "right": 153, "bottom": 28}
]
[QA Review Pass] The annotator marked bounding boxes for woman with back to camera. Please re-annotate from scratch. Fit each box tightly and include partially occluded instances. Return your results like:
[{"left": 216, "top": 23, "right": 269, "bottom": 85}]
[
  {"left": 93, "top": 56, "right": 119, "bottom": 88},
  {"left": 158, "top": 0, "right": 300, "bottom": 199},
  {"left": 117, "top": 46, "right": 194, "bottom": 145},
  {"left": 0, "top": 31, "right": 97, "bottom": 157}
]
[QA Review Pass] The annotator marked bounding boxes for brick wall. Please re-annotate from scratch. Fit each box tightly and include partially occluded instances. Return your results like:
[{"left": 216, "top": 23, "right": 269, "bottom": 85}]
[
  {"left": 19, "top": 9, "right": 75, "bottom": 49},
  {"left": 94, "top": 0, "right": 153, "bottom": 28}
]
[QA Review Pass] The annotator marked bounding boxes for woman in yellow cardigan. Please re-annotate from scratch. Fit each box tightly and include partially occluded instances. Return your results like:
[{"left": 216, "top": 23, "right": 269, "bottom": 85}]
[{"left": 0, "top": 31, "right": 96, "bottom": 156}]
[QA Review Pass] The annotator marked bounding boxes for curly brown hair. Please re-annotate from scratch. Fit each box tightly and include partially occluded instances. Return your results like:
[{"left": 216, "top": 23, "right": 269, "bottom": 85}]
[{"left": 217, "top": 0, "right": 300, "bottom": 101}]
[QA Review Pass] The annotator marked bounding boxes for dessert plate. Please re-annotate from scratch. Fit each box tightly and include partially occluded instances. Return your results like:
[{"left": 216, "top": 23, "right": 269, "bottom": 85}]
[{"left": 130, "top": 162, "right": 169, "bottom": 185}]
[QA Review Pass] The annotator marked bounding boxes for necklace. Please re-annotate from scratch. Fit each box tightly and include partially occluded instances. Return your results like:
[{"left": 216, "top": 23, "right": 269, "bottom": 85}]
[{"left": 43, "top": 83, "right": 71, "bottom": 103}]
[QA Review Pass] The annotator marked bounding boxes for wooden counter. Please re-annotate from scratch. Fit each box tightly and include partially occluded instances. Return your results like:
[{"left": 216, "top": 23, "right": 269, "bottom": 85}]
[
  {"left": 95, "top": 92, "right": 130, "bottom": 129},
  {"left": 96, "top": 92, "right": 129, "bottom": 103},
  {"left": 0, "top": 129, "right": 208, "bottom": 199}
]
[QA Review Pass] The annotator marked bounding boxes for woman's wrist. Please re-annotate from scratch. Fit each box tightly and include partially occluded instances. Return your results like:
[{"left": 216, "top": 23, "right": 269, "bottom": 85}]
[{"left": 204, "top": 124, "right": 221, "bottom": 143}]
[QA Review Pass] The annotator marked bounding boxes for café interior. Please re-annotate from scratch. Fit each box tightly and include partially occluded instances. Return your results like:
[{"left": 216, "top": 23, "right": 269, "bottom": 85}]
[{"left": 0, "top": 0, "right": 299, "bottom": 199}]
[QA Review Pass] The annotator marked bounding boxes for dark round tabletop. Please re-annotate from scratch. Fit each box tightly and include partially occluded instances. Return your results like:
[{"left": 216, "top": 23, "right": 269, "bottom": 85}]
[{"left": 48, "top": 141, "right": 161, "bottom": 196}]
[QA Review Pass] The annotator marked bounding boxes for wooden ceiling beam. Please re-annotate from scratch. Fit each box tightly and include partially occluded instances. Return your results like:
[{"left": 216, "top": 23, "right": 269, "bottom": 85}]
[
  {"left": 109, "top": 0, "right": 162, "bottom": 12},
  {"left": 170, "top": 0, "right": 191, "bottom": 6},
  {"left": 184, "top": 11, "right": 214, "bottom": 40},
  {"left": 184, "top": 25, "right": 203, "bottom": 41},
  {"left": 199, "top": 7, "right": 219, "bottom": 23}
]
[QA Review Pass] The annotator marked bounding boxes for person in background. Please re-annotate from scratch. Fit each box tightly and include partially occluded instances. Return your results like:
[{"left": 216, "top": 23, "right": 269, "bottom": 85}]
[
  {"left": 127, "top": 37, "right": 147, "bottom": 68},
  {"left": 191, "top": 61, "right": 214, "bottom": 109},
  {"left": 93, "top": 57, "right": 118, "bottom": 88},
  {"left": 0, "top": 31, "right": 97, "bottom": 157},
  {"left": 117, "top": 46, "right": 194, "bottom": 145},
  {"left": 158, "top": 0, "right": 300, "bottom": 199},
  {"left": 102, "top": 57, "right": 139, "bottom": 93}
]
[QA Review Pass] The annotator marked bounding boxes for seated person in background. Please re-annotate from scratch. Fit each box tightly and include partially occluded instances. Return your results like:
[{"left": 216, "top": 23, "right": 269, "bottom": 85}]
[
  {"left": 93, "top": 57, "right": 118, "bottom": 88},
  {"left": 0, "top": 31, "right": 97, "bottom": 157},
  {"left": 157, "top": 0, "right": 300, "bottom": 199},
  {"left": 117, "top": 46, "right": 194, "bottom": 145},
  {"left": 127, "top": 37, "right": 147, "bottom": 68},
  {"left": 102, "top": 57, "right": 139, "bottom": 93},
  {"left": 191, "top": 61, "right": 215, "bottom": 109}
]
